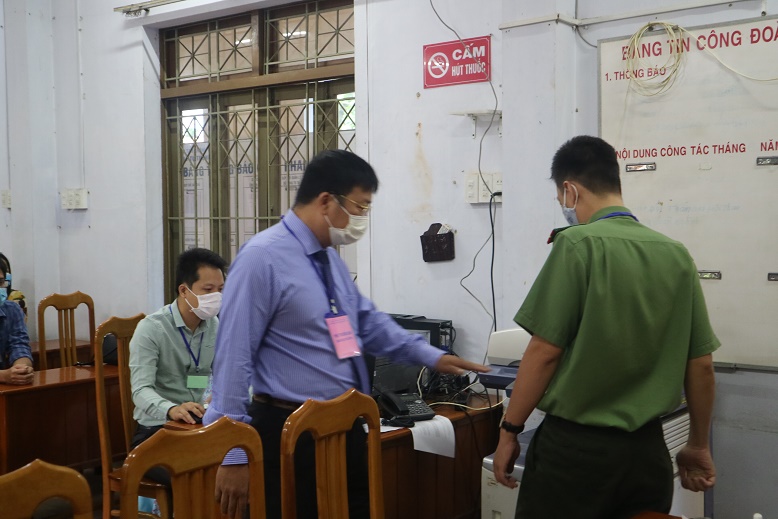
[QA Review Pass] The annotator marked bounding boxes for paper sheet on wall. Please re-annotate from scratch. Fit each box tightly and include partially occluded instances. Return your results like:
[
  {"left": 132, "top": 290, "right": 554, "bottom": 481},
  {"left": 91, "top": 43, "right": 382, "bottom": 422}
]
[{"left": 410, "top": 415, "right": 455, "bottom": 458}]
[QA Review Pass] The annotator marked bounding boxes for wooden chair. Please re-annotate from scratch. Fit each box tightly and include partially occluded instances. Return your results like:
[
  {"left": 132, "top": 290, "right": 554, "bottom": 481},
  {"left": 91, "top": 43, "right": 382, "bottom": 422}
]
[
  {"left": 0, "top": 458, "right": 92, "bottom": 519},
  {"left": 94, "top": 314, "right": 170, "bottom": 519},
  {"left": 280, "top": 388, "right": 384, "bottom": 519},
  {"left": 631, "top": 512, "right": 683, "bottom": 519},
  {"left": 119, "top": 416, "right": 265, "bottom": 519},
  {"left": 37, "top": 291, "right": 96, "bottom": 370}
]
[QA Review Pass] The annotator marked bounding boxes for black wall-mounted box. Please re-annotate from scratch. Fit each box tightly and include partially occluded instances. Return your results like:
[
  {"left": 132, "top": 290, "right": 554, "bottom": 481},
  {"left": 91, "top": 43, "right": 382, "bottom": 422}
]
[{"left": 420, "top": 232, "right": 455, "bottom": 262}]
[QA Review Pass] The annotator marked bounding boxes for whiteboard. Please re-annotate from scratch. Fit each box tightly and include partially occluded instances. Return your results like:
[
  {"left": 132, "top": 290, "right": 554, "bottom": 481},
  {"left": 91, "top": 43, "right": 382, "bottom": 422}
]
[{"left": 599, "top": 17, "right": 778, "bottom": 367}]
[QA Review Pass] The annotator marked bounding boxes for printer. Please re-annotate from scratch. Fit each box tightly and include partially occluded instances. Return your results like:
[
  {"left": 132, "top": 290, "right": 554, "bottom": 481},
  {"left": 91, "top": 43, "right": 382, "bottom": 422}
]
[{"left": 479, "top": 327, "right": 532, "bottom": 391}]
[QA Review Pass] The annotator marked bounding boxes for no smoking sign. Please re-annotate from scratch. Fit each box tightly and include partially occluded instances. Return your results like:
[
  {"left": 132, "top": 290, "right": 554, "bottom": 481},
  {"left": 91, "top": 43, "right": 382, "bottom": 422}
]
[{"left": 423, "top": 36, "right": 491, "bottom": 88}]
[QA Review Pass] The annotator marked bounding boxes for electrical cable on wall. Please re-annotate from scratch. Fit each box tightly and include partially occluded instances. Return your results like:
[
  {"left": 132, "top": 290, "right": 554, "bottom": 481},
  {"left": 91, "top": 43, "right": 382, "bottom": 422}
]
[
  {"left": 625, "top": 22, "right": 686, "bottom": 96},
  {"left": 574, "top": 26, "right": 598, "bottom": 49},
  {"left": 429, "top": 0, "right": 502, "bottom": 343},
  {"left": 488, "top": 191, "right": 501, "bottom": 334},
  {"left": 625, "top": 21, "right": 778, "bottom": 97}
]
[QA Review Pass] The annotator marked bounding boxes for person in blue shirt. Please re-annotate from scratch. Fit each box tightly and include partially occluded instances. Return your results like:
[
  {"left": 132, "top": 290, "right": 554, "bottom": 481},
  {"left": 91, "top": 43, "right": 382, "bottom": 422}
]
[
  {"left": 205, "top": 149, "right": 488, "bottom": 519},
  {"left": 0, "top": 259, "right": 33, "bottom": 385},
  {"left": 0, "top": 252, "right": 27, "bottom": 316}
]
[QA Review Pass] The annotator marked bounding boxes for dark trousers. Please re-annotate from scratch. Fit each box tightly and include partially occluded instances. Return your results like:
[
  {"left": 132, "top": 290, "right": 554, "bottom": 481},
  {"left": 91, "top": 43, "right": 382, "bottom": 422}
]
[
  {"left": 248, "top": 399, "right": 370, "bottom": 519},
  {"left": 516, "top": 414, "right": 673, "bottom": 519},
  {"left": 131, "top": 424, "right": 171, "bottom": 486}
]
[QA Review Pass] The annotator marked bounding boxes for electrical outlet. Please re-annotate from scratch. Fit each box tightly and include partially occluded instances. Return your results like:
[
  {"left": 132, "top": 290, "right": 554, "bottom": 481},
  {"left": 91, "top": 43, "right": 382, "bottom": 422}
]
[
  {"left": 465, "top": 173, "right": 479, "bottom": 203},
  {"left": 478, "top": 173, "right": 493, "bottom": 203},
  {"left": 492, "top": 173, "right": 503, "bottom": 202},
  {"left": 467, "top": 172, "right": 503, "bottom": 203},
  {"left": 1, "top": 190, "right": 11, "bottom": 209}
]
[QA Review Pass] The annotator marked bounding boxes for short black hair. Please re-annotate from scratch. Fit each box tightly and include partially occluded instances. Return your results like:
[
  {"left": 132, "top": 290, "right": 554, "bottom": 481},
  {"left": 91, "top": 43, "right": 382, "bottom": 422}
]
[
  {"left": 0, "top": 253, "right": 10, "bottom": 288},
  {"left": 551, "top": 136, "right": 621, "bottom": 195},
  {"left": 294, "top": 150, "right": 379, "bottom": 205},
  {"left": 175, "top": 248, "right": 228, "bottom": 290},
  {"left": 0, "top": 253, "right": 9, "bottom": 275}
]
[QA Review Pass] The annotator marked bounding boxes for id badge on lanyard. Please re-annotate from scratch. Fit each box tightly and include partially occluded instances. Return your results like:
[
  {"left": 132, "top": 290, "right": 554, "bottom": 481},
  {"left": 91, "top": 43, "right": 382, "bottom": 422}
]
[
  {"left": 282, "top": 219, "right": 362, "bottom": 360},
  {"left": 325, "top": 312, "right": 361, "bottom": 359},
  {"left": 187, "top": 375, "right": 209, "bottom": 389}
]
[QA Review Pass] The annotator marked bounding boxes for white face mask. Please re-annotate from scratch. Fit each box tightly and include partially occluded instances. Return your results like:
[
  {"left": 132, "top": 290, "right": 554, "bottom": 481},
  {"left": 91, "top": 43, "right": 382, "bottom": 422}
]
[
  {"left": 325, "top": 202, "right": 369, "bottom": 246},
  {"left": 560, "top": 184, "right": 579, "bottom": 226},
  {"left": 185, "top": 287, "right": 222, "bottom": 320}
]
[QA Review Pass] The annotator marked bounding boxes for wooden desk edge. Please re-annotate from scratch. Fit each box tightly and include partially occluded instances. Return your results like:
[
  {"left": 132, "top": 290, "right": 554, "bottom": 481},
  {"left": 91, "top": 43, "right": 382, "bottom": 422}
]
[{"left": 0, "top": 365, "right": 118, "bottom": 394}]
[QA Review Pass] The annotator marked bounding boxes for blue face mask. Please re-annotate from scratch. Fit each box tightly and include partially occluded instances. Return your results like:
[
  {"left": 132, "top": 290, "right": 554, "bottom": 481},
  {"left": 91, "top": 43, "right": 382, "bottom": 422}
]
[{"left": 560, "top": 184, "right": 579, "bottom": 226}]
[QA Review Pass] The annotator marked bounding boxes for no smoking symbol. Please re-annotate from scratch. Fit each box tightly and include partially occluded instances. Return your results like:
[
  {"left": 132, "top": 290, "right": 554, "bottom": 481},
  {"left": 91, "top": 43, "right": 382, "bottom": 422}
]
[{"left": 427, "top": 52, "right": 449, "bottom": 79}]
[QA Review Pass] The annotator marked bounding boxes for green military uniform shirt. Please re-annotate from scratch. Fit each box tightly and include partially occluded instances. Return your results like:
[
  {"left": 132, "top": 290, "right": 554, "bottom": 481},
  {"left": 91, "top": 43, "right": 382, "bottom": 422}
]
[{"left": 515, "top": 206, "right": 720, "bottom": 431}]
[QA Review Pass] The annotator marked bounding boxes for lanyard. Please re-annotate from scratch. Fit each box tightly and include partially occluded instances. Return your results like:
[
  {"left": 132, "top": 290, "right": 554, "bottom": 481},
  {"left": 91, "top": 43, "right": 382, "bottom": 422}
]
[
  {"left": 282, "top": 219, "right": 340, "bottom": 314},
  {"left": 595, "top": 211, "right": 639, "bottom": 222},
  {"left": 281, "top": 218, "right": 368, "bottom": 393},
  {"left": 169, "top": 306, "right": 204, "bottom": 372}
]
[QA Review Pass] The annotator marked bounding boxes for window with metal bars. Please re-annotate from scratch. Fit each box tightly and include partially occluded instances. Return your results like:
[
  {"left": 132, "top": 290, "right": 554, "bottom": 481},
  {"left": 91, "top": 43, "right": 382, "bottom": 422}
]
[{"left": 161, "top": 0, "right": 354, "bottom": 299}]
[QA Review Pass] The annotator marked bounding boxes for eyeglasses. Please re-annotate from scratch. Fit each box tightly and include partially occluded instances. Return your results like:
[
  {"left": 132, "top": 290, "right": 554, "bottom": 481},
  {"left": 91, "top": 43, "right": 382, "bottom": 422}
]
[{"left": 335, "top": 194, "right": 371, "bottom": 216}]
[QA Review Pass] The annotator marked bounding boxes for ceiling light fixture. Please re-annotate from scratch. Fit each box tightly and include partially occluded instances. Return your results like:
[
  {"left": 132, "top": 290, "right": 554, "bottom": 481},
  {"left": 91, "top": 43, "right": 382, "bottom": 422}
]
[{"left": 113, "top": 0, "right": 187, "bottom": 17}]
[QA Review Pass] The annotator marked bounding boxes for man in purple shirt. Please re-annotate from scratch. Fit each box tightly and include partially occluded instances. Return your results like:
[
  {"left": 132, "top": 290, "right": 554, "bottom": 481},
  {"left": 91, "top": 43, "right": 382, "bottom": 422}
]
[
  {"left": 0, "top": 260, "right": 33, "bottom": 385},
  {"left": 205, "top": 150, "right": 488, "bottom": 518}
]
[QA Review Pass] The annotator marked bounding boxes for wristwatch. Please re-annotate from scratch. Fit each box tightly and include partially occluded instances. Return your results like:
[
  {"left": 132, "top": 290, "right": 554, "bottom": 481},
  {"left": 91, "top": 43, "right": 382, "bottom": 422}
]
[{"left": 500, "top": 419, "right": 525, "bottom": 434}]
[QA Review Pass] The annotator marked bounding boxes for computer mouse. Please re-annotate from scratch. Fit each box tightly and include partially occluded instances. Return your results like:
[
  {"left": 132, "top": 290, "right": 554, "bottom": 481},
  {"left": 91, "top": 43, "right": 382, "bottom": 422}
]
[{"left": 188, "top": 411, "right": 203, "bottom": 424}]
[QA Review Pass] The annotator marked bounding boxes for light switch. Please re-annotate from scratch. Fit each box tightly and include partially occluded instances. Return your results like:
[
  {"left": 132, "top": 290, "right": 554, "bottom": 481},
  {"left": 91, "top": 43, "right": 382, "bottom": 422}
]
[
  {"left": 72, "top": 188, "right": 89, "bottom": 209},
  {"left": 61, "top": 188, "right": 89, "bottom": 210}
]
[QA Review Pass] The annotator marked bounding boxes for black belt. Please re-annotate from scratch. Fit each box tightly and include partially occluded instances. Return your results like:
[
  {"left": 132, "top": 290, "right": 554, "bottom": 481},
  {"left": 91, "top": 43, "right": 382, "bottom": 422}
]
[{"left": 253, "top": 394, "right": 302, "bottom": 411}]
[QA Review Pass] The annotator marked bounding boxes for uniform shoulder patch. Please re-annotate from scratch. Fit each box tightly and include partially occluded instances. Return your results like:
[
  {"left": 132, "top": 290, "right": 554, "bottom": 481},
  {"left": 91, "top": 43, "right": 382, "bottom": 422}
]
[{"left": 547, "top": 226, "right": 572, "bottom": 244}]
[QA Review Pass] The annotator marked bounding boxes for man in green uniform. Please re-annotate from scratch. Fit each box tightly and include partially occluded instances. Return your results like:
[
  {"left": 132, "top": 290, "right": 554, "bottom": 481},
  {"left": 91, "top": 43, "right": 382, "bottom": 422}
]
[{"left": 492, "top": 136, "right": 718, "bottom": 518}]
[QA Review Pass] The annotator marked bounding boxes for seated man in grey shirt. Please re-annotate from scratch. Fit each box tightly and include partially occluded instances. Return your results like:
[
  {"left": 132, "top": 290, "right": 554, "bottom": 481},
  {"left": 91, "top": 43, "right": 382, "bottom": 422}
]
[{"left": 129, "top": 247, "right": 227, "bottom": 483}]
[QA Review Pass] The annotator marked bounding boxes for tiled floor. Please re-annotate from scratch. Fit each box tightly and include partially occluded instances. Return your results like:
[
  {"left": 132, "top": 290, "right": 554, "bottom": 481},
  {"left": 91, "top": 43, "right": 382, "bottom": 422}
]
[{"left": 31, "top": 467, "right": 103, "bottom": 519}]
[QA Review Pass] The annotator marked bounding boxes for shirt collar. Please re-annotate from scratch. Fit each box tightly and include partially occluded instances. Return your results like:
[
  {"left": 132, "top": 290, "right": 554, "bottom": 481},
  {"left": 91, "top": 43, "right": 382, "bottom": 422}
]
[
  {"left": 588, "top": 206, "right": 633, "bottom": 224},
  {"left": 283, "top": 209, "right": 329, "bottom": 256},
  {"left": 170, "top": 299, "right": 212, "bottom": 334},
  {"left": 169, "top": 300, "right": 187, "bottom": 329}
]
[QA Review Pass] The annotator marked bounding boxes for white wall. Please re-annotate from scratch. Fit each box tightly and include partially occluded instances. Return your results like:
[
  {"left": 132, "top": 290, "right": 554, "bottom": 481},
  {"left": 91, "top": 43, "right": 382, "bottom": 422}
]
[
  {"left": 1, "top": 0, "right": 162, "bottom": 338},
  {"left": 357, "top": 0, "right": 506, "bottom": 363}
]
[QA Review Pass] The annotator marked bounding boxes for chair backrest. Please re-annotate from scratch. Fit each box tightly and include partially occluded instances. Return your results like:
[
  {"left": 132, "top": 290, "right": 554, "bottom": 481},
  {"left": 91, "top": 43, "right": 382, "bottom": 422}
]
[
  {"left": 0, "top": 458, "right": 93, "bottom": 519},
  {"left": 631, "top": 512, "right": 683, "bottom": 519},
  {"left": 94, "top": 314, "right": 145, "bottom": 510},
  {"left": 119, "top": 416, "right": 266, "bottom": 519},
  {"left": 280, "top": 388, "right": 384, "bottom": 519},
  {"left": 36, "top": 291, "right": 96, "bottom": 370}
]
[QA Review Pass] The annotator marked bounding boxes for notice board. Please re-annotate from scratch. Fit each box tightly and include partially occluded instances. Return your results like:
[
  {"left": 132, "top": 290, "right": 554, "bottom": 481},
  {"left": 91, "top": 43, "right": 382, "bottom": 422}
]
[{"left": 599, "top": 17, "right": 778, "bottom": 367}]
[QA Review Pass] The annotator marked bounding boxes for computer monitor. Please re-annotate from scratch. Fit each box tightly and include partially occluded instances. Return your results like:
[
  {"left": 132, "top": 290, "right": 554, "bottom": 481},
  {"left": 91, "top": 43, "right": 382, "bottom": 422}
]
[
  {"left": 369, "top": 315, "right": 453, "bottom": 395},
  {"left": 389, "top": 314, "right": 453, "bottom": 352},
  {"left": 368, "top": 329, "right": 431, "bottom": 395}
]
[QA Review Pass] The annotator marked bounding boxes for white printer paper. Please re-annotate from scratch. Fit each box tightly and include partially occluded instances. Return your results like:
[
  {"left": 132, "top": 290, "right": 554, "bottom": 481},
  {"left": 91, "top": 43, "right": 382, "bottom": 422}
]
[{"left": 410, "top": 415, "right": 455, "bottom": 458}]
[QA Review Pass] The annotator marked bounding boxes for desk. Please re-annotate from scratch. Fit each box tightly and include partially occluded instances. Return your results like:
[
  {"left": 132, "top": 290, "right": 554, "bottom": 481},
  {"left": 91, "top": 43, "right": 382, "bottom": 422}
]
[
  {"left": 167, "top": 395, "right": 502, "bottom": 519},
  {"left": 30, "top": 339, "right": 92, "bottom": 370},
  {"left": 0, "top": 365, "right": 124, "bottom": 474},
  {"left": 381, "top": 396, "right": 502, "bottom": 519}
]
